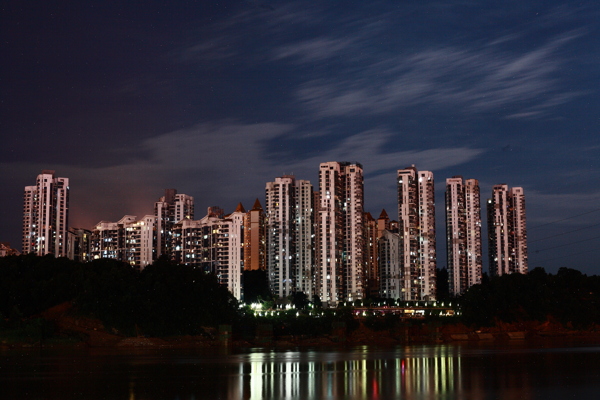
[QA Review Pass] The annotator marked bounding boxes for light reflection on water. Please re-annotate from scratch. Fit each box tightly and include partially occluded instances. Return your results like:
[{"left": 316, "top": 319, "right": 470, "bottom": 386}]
[
  {"left": 2, "top": 344, "right": 600, "bottom": 399},
  {"left": 235, "top": 346, "right": 464, "bottom": 400}
]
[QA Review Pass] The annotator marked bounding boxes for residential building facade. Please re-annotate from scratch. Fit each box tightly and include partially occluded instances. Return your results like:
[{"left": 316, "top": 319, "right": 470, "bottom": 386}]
[
  {"left": 154, "top": 189, "right": 194, "bottom": 258},
  {"left": 90, "top": 215, "right": 155, "bottom": 271},
  {"left": 487, "top": 185, "right": 528, "bottom": 276},
  {"left": 379, "top": 229, "right": 402, "bottom": 299},
  {"left": 397, "top": 166, "right": 436, "bottom": 300},
  {"left": 265, "top": 176, "right": 315, "bottom": 298},
  {"left": 244, "top": 199, "right": 266, "bottom": 271},
  {"left": 445, "top": 177, "right": 482, "bottom": 296},
  {"left": 22, "top": 170, "right": 69, "bottom": 257},
  {"left": 67, "top": 227, "right": 92, "bottom": 263},
  {"left": 317, "top": 162, "right": 365, "bottom": 306},
  {"left": 171, "top": 206, "right": 244, "bottom": 300}
]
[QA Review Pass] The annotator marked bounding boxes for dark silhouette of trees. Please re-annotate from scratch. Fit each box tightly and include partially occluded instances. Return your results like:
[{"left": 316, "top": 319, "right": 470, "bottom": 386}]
[
  {"left": 5, "top": 254, "right": 600, "bottom": 337},
  {"left": 436, "top": 268, "right": 450, "bottom": 301},
  {"left": 290, "top": 292, "right": 310, "bottom": 310},
  {"left": 242, "top": 269, "right": 272, "bottom": 303},
  {"left": 136, "top": 257, "right": 239, "bottom": 336},
  {"left": 75, "top": 258, "right": 140, "bottom": 335},
  {"left": 460, "top": 267, "right": 600, "bottom": 328},
  {"left": 1, "top": 255, "right": 240, "bottom": 337},
  {"left": 0, "top": 254, "right": 78, "bottom": 320}
]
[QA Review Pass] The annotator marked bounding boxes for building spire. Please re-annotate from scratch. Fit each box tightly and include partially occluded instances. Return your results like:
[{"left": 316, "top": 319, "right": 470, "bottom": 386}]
[
  {"left": 234, "top": 202, "right": 246, "bottom": 213},
  {"left": 251, "top": 198, "right": 263, "bottom": 211}
]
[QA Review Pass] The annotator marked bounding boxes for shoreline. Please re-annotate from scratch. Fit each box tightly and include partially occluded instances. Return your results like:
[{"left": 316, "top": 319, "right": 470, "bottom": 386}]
[
  {"left": 4, "top": 321, "right": 600, "bottom": 350},
  {"left": 3, "top": 302, "right": 600, "bottom": 350}
]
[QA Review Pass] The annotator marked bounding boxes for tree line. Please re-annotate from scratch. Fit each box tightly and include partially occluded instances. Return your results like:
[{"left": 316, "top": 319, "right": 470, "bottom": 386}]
[
  {"left": 0, "top": 254, "right": 239, "bottom": 337},
  {"left": 2, "top": 254, "right": 600, "bottom": 340},
  {"left": 459, "top": 267, "right": 600, "bottom": 328}
]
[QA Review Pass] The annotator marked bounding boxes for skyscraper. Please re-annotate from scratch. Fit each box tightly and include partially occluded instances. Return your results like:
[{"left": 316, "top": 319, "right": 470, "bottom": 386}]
[
  {"left": 295, "top": 179, "right": 316, "bottom": 298},
  {"left": 317, "top": 162, "right": 364, "bottom": 306},
  {"left": 445, "top": 177, "right": 482, "bottom": 296},
  {"left": 154, "top": 189, "right": 194, "bottom": 258},
  {"left": 487, "top": 185, "right": 528, "bottom": 276},
  {"left": 265, "top": 176, "right": 315, "bottom": 298},
  {"left": 221, "top": 203, "right": 246, "bottom": 300},
  {"left": 22, "top": 170, "right": 69, "bottom": 257},
  {"left": 397, "top": 166, "right": 436, "bottom": 300}
]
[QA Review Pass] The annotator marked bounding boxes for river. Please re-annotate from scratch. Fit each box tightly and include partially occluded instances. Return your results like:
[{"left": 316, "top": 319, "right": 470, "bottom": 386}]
[{"left": 2, "top": 342, "right": 600, "bottom": 399}]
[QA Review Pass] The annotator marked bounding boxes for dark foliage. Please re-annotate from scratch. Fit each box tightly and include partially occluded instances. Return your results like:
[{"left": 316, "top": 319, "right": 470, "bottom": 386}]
[
  {"left": 460, "top": 267, "right": 600, "bottom": 328},
  {"left": 1, "top": 255, "right": 240, "bottom": 337},
  {"left": 0, "top": 254, "right": 78, "bottom": 320},
  {"left": 74, "top": 258, "right": 140, "bottom": 335},
  {"left": 136, "top": 257, "right": 239, "bottom": 336},
  {"left": 290, "top": 291, "right": 310, "bottom": 310},
  {"left": 436, "top": 268, "right": 450, "bottom": 301},
  {"left": 242, "top": 269, "right": 272, "bottom": 303},
  {"left": 312, "top": 294, "right": 323, "bottom": 309}
]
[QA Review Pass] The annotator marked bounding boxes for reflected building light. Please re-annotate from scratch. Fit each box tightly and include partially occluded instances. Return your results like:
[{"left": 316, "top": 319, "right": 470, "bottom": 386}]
[
  {"left": 237, "top": 348, "right": 463, "bottom": 400},
  {"left": 250, "top": 354, "right": 263, "bottom": 400}
]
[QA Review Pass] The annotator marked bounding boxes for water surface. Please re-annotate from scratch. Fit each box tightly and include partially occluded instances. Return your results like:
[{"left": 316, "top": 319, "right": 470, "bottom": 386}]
[{"left": 2, "top": 343, "right": 600, "bottom": 399}]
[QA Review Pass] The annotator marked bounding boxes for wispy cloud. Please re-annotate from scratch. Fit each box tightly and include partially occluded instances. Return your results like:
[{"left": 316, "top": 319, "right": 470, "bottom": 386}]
[
  {"left": 272, "top": 37, "right": 357, "bottom": 62},
  {"left": 178, "top": 36, "right": 239, "bottom": 62},
  {"left": 281, "top": 129, "right": 485, "bottom": 175},
  {"left": 296, "top": 31, "right": 584, "bottom": 120},
  {"left": 176, "top": 3, "right": 324, "bottom": 65}
]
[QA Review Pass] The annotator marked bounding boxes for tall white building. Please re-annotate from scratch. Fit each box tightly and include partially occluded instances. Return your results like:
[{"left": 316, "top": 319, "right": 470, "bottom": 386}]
[
  {"left": 487, "top": 185, "right": 528, "bottom": 276},
  {"left": 221, "top": 204, "right": 245, "bottom": 300},
  {"left": 22, "top": 170, "right": 69, "bottom": 257},
  {"left": 295, "top": 179, "right": 315, "bottom": 299},
  {"left": 397, "top": 166, "right": 436, "bottom": 301},
  {"left": 265, "top": 176, "right": 315, "bottom": 299},
  {"left": 445, "top": 177, "right": 482, "bottom": 296},
  {"left": 154, "top": 189, "right": 194, "bottom": 258},
  {"left": 317, "top": 162, "right": 364, "bottom": 306}
]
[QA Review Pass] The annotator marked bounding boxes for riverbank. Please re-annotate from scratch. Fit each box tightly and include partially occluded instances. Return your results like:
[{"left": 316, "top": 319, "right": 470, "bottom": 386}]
[{"left": 3, "top": 302, "right": 600, "bottom": 350}]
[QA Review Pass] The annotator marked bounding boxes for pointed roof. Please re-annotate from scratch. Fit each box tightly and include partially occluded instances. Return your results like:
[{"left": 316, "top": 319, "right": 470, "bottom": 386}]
[
  {"left": 251, "top": 198, "right": 263, "bottom": 211},
  {"left": 364, "top": 212, "right": 374, "bottom": 221},
  {"left": 234, "top": 202, "right": 246, "bottom": 213},
  {"left": 378, "top": 209, "right": 389, "bottom": 220}
]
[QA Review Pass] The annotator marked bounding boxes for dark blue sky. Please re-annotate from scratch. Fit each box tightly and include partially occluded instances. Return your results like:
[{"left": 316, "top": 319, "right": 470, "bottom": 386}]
[{"left": 2, "top": 1, "right": 599, "bottom": 274}]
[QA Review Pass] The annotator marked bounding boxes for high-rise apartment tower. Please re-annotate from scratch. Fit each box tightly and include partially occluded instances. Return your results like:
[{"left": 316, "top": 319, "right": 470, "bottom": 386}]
[
  {"left": 265, "top": 176, "right": 315, "bottom": 298},
  {"left": 22, "top": 170, "right": 69, "bottom": 257},
  {"left": 397, "top": 166, "right": 436, "bottom": 300},
  {"left": 445, "top": 177, "right": 482, "bottom": 296},
  {"left": 317, "top": 162, "right": 364, "bottom": 306},
  {"left": 487, "top": 185, "right": 528, "bottom": 276},
  {"left": 154, "top": 189, "right": 194, "bottom": 258}
]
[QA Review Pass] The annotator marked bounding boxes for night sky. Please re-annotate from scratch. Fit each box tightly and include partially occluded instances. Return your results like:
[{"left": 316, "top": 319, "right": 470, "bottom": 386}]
[{"left": 2, "top": 1, "right": 599, "bottom": 275}]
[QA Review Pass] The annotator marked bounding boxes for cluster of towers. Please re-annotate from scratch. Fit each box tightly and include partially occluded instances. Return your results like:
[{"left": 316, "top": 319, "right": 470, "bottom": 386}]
[{"left": 21, "top": 165, "right": 528, "bottom": 305}]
